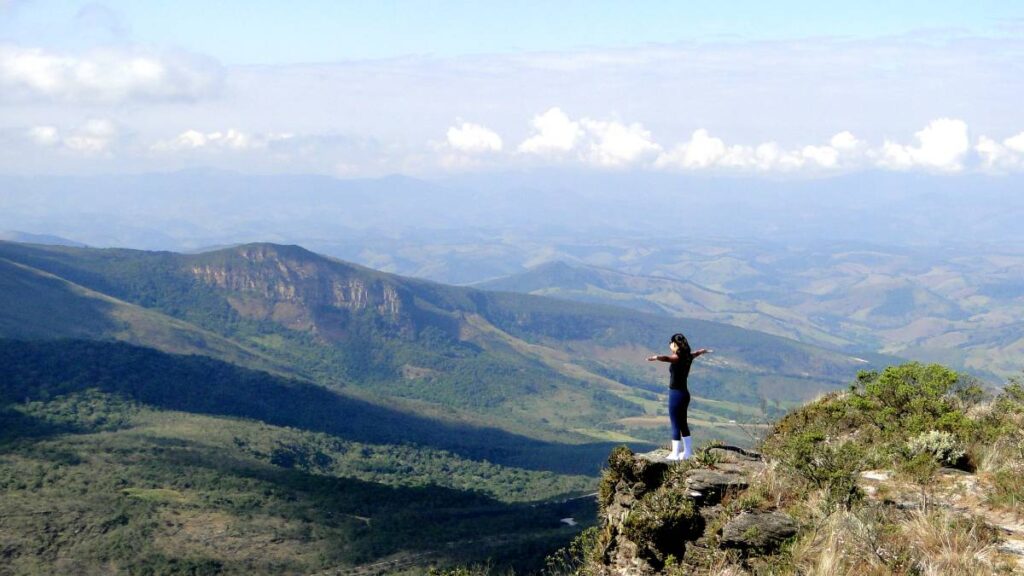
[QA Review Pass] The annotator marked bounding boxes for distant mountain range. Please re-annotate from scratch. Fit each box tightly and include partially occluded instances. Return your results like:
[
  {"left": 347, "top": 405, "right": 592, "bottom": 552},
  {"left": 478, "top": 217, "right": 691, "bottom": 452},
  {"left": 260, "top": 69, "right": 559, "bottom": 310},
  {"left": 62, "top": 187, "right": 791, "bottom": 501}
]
[
  {"left": 0, "top": 239, "right": 904, "bottom": 573},
  {"left": 0, "top": 240, "right": 888, "bottom": 445},
  {"left": 2, "top": 170, "right": 1024, "bottom": 251},
  {"left": 475, "top": 249, "right": 1024, "bottom": 380},
  {"left": 476, "top": 260, "right": 850, "bottom": 350},
  {"left": 0, "top": 230, "right": 86, "bottom": 247}
]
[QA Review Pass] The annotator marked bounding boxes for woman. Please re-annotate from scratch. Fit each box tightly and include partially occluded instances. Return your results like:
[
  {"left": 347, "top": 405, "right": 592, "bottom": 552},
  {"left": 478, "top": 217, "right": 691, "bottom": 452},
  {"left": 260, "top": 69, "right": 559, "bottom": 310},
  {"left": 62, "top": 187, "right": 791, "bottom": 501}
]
[{"left": 647, "top": 333, "right": 712, "bottom": 460}]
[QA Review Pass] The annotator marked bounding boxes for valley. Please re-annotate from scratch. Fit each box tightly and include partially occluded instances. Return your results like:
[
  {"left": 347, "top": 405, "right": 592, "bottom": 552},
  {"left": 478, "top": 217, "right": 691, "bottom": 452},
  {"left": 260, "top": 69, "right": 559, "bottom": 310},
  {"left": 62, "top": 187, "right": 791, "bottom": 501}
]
[{"left": 0, "top": 239, "right": 891, "bottom": 573}]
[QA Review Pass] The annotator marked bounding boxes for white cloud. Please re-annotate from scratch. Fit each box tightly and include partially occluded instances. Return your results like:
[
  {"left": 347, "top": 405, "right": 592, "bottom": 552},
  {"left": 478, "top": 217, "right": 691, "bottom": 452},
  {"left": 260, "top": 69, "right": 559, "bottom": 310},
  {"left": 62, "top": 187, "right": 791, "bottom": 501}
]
[
  {"left": 519, "top": 108, "right": 658, "bottom": 167},
  {"left": 62, "top": 119, "right": 117, "bottom": 153},
  {"left": 800, "top": 145, "right": 838, "bottom": 168},
  {"left": 1006, "top": 132, "right": 1024, "bottom": 154},
  {"left": 26, "top": 119, "right": 118, "bottom": 154},
  {"left": 656, "top": 129, "right": 858, "bottom": 172},
  {"left": 151, "top": 129, "right": 292, "bottom": 152},
  {"left": 830, "top": 131, "right": 861, "bottom": 150},
  {"left": 877, "top": 118, "right": 970, "bottom": 171},
  {"left": 976, "top": 131, "right": 1024, "bottom": 170},
  {"left": 578, "top": 118, "right": 660, "bottom": 168},
  {"left": 518, "top": 107, "right": 583, "bottom": 155},
  {"left": 27, "top": 125, "right": 59, "bottom": 146},
  {"left": 654, "top": 129, "right": 725, "bottom": 169},
  {"left": 0, "top": 45, "right": 223, "bottom": 103},
  {"left": 752, "top": 142, "right": 805, "bottom": 171},
  {"left": 445, "top": 122, "right": 503, "bottom": 153}
]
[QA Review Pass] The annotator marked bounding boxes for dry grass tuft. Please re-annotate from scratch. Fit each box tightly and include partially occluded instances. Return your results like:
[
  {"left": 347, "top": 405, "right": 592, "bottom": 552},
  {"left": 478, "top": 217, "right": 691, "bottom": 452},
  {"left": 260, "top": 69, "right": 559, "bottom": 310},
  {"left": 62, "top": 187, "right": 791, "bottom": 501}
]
[
  {"left": 706, "top": 565, "right": 748, "bottom": 576},
  {"left": 900, "top": 509, "right": 1001, "bottom": 575},
  {"left": 788, "top": 508, "right": 891, "bottom": 576}
]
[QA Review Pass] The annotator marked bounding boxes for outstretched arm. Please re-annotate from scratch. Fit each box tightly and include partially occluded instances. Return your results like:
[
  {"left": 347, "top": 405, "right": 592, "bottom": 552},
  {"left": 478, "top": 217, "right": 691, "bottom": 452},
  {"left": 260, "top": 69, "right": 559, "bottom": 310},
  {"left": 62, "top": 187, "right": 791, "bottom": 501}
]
[
  {"left": 647, "top": 354, "right": 680, "bottom": 363},
  {"left": 691, "top": 348, "right": 713, "bottom": 359}
]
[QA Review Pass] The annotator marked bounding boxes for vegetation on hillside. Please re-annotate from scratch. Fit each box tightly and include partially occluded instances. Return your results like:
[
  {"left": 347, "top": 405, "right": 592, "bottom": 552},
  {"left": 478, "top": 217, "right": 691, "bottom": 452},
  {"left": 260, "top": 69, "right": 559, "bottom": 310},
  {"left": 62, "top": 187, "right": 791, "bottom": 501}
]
[
  {"left": 540, "top": 363, "right": 1024, "bottom": 575},
  {"left": 9, "top": 241, "right": 1011, "bottom": 574},
  {"left": 0, "top": 350, "right": 605, "bottom": 574},
  {"left": 0, "top": 240, "right": 898, "bottom": 466},
  {"left": 464, "top": 237, "right": 1024, "bottom": 380},
  {"left": 0, "top": 338, "right": 622, "bottom": 475}
]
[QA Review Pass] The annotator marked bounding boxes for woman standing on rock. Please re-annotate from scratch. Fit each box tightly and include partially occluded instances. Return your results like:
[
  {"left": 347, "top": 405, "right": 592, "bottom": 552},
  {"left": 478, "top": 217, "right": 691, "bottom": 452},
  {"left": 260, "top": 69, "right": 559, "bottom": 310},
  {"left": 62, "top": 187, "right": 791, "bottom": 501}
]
[{"left": 648, "top": 333, "right": 711, "bottom": 461}]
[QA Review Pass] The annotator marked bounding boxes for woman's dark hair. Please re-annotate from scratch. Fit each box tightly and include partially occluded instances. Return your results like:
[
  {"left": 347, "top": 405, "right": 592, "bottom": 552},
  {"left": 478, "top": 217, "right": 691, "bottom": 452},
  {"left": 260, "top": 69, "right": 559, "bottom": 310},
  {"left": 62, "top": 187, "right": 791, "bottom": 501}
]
[{"left": 671, "top": 333, "right": 691, "bottom": 356}]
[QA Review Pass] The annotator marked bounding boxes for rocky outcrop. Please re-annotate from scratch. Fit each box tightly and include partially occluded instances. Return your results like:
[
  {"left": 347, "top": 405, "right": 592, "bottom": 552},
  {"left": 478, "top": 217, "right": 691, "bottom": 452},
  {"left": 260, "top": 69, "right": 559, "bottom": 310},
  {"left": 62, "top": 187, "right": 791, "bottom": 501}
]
[
  {"left": 597, "top": 446, "right": 789, "bottom": 575},
  {"left": 685, "top": 468, "right": 750, "bottom": 506},
  {"left": 188, "top": 244, "right": 409, "bottom": 334},
  {"left": 859, "top": 467, "right": 1024, "bottom": 571},
  {"left": 720, "top": 511, "right": 798, "bottom": 552}
]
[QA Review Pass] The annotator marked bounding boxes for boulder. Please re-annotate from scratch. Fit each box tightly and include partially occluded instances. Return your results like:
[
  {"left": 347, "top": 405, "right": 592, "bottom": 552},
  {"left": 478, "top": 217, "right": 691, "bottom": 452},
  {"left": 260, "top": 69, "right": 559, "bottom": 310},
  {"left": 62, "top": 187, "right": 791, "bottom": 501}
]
[
  {"left": 685, "top": 469, "right": 749, "bottom": 505},
  {"left": 720, "top": 511, "right": 798, "bottom": 552}
]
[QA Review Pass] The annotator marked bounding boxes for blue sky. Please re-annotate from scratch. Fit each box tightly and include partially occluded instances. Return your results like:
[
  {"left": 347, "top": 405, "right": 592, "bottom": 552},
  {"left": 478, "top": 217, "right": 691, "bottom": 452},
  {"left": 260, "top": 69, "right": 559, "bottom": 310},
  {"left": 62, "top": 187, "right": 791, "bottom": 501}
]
[
  {"left": 1, "top": 1, "right": 1023, "bottom": 176},
  {"left": 3, "top": 0, "right": 1022, "bottom": 62}
]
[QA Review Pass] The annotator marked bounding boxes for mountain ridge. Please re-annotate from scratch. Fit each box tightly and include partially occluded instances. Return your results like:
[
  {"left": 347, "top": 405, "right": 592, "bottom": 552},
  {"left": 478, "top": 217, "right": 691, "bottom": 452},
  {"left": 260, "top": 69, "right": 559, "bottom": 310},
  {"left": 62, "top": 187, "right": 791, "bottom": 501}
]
[{"left": 0, "top": 239, "right": 893, "bottom": 447}]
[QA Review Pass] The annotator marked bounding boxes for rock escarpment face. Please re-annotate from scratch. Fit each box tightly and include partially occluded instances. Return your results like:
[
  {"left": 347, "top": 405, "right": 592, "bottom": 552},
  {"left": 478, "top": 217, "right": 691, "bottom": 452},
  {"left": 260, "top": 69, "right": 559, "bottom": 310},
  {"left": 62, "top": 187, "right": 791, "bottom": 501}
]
[
  {"left": 189, "top": 244, "right": 410, "bottom": 336},
  {"left": 597, "top": 447, "right": 698, "bottom": 574},
  {"left": 595, "top": 446, "right": 792, "bottom": 575}
]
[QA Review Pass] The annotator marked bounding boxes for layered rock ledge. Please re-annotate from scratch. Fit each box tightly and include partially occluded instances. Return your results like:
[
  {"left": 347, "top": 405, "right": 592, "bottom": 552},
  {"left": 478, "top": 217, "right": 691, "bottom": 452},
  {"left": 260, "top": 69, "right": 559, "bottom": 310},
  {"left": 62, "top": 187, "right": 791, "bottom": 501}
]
[{"left": 596, "top": 446, "right": 795, "bottom": 575}]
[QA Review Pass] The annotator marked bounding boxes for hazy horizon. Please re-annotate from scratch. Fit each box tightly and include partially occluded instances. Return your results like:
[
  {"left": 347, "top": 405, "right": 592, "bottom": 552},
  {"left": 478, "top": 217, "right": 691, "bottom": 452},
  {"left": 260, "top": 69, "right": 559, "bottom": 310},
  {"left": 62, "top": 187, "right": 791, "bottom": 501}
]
[{"left": 2, "top": 1, "right": 1023, "bottom": 178}]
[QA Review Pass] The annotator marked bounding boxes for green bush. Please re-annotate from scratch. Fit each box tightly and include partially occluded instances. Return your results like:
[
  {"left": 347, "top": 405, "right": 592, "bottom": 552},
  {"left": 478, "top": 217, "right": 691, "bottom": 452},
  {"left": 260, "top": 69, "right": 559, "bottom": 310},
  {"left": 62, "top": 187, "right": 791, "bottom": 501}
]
[
  {"left": 768, "top": 429, "right": 863, "bottom": 510},
  {"left": 905, "top": 430, "right": 965, "bottom": 467},
  {"left": 766, "top": 363, "right": 976, "bottom": 476},
  {"left": 543, "top": 526, "right": 601, "bottom": 576},
  {"left": 622, "top": 488, "right": 699, "bottom": 565},
  {"left": 849, "top": 363, "right": 972, "bottom": 438},
  {"left": 598, "top": 445, "right": 634, "bottom": 510}
]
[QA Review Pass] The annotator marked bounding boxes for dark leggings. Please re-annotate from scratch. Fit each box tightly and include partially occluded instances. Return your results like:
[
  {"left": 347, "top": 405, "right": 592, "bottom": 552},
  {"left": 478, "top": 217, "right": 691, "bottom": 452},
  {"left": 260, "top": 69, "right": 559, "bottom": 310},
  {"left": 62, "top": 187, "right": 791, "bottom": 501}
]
[{"left": 668, "top": 388, "right": 691, "bottom": 440}]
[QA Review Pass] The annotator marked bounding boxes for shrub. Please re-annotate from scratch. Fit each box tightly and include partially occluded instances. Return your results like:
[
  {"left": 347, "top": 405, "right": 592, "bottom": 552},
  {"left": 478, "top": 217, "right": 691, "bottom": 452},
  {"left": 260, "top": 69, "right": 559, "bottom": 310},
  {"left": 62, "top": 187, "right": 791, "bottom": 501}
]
[
  {"left": 766, "top": 363, "right": 976, "bottom": 475},
  {"left": 543, "top": 526, "right": 601, "bottom": 576},
  {"left": 766, "top": 429, "right": 863, "bottom": 510},
  {"left": 905, "top": 430, "right": 965, "bottom": 467},
  {"left": 692, "top": 441, "right": 724, "bottom": 468},
  {"left": 598, "top": 445, "right": 634, "bottom": 510},
  {"left": 622, "top": 488, "right": 700, "bottom": 566},
  {"left": 850, "top": 363, "right": 971, "bottom": 438}
]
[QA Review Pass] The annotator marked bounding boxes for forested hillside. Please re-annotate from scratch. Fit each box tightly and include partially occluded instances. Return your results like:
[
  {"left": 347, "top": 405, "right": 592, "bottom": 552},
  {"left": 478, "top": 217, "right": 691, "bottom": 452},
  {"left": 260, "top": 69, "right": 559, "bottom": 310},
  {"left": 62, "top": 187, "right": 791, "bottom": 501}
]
[
  {"left": 0, "top": 341, "right": 595, "bottom": 574},
  {"left": 0, "top": 240, "right": 898, "bottom": 573},
  {"left": 0, "top": 241, "right": 888, "bottom": 446}
]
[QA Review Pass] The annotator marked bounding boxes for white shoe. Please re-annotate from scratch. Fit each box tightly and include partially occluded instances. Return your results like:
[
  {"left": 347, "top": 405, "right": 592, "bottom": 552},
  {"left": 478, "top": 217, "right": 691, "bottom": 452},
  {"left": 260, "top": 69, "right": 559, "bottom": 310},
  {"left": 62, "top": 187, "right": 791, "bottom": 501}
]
[
  {"left": 666, "top": 440, "right": 681, "bottom": 461},
  {"left": 681, "top": 436, "right": 693, "bottom": 460}
]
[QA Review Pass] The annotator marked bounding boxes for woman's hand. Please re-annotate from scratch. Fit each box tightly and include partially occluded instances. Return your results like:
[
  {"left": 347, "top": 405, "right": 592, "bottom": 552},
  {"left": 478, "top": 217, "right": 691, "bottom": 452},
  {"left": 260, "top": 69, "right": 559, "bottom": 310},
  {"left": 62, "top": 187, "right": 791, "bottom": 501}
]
[{"left": 647, "top": 355, "right": 658, "bottom": 361}]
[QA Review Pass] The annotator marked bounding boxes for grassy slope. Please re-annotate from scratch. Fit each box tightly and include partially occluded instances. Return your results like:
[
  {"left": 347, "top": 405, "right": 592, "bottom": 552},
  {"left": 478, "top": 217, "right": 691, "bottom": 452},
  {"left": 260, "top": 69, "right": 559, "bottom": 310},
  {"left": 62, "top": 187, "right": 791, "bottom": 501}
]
[
  {"left": 0, "top": 257, "right": 289, "bottom": 375},
  {"left": 476, "top": 261, "right": 854, "bottom": 350},
  {"left": 0, "top": 339, "right": 623, "bottom": 475},
  {"left": 479, "top": 251, "right": 1024, "bottom": 381},
  {"left": 0, "top": 391, "right": 593, "bottom": 575},
  {"left": 0, "top": 338, "right": 611, "bottom": 573},
  {"left": 0, "top": 240, "right": 889, "bottom": 445}
]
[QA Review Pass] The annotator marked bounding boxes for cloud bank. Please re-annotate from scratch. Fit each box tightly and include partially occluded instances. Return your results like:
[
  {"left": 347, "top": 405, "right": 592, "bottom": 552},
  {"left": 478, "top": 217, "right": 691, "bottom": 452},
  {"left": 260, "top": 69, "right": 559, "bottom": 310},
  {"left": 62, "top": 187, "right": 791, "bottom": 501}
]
[
  {"left": 508, "top": 109, "right": 1017, "bottom": 174},
  {"left": 445, "top": 122, "right": 503, "bottom": 153},
  {"left": 17, "top": 113, "right": 1024, "bottom": 176},
  {"left": 151, "top": 129, "right": 293, "bottom": 152},
  {"left": 2, "top": 32, "right": 1023, "bottom": 176},
  {"left": 27, "top": 119, "right": 119, "bottom": 154},
  {"left": 0, "top": 45, "right": 223, "bottom": 103}
]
